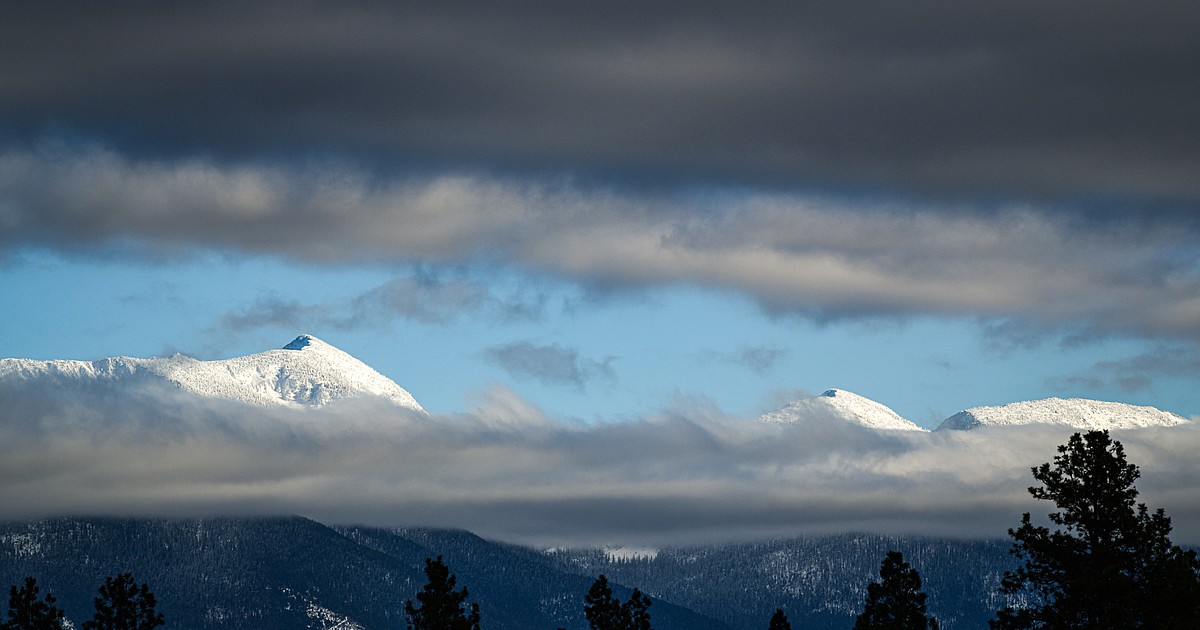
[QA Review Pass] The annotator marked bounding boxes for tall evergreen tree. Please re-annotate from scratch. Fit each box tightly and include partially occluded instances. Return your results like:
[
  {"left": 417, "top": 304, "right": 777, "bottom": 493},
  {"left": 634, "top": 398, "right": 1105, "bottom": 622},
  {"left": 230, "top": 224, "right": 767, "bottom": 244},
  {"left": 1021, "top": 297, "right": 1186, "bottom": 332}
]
[
  {"left": 768, "top": 607, "right": 791, "bottom": 630},
  {"left": 584, "top": 575, "right": 623, "bottom": 630},
  {"left": 81, "top": 573, "right": 164, "bottom": 630},
  {"left": 404, "top": 556, "right": 481, "bottom": 630},
  {"left": 2, "top": 577, "right": 64, "bottom": 630},
  {"left": 992, "top": 430, "right": 1200, "bottom": 629},
  {"left": 853, "top": 551, "right": 939, "bottom": 630}
]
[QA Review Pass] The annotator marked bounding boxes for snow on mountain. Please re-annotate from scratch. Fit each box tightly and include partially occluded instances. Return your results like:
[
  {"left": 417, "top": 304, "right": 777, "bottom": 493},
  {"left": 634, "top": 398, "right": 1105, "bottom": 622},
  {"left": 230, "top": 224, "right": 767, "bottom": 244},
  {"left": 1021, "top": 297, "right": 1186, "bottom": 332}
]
[
  {"left": 760, "top": 389, "right": 927, "bottom": 431},
  {"left": 0, "top": 334, "right": 425, "bottom": 412},
  {"left": 936, "top": 397, "right": 1187, "bottom": 431}
]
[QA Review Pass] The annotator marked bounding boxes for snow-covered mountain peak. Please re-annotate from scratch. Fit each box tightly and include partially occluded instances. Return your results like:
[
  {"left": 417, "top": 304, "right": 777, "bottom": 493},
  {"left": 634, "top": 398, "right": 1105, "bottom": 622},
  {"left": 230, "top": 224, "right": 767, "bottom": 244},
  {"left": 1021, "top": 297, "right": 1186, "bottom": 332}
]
[
  {"left": 0, "top": 336, "right": 425, "bottom": 412},
  {"left": 761, "top": 389, "right": 927, "bottom": 432},
  {"left": 936, "top": 397, "right": 1187, "bottom": 431}
]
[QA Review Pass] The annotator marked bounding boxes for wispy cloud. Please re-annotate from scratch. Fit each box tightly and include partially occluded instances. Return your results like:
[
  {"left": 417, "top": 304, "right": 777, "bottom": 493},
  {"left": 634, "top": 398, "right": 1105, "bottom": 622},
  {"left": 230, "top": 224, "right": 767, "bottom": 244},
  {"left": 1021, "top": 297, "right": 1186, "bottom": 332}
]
[
  {"left": 1048, "top": 345, "right": 1200, "bottom": 393},
  {"left": 219, "top": 272, "right": 546, "bottom": 332},
  {"left": 2, "top": 380, "right": 1198, "bottom": 547},
  {"left": 484, "top": 341, "right": 615, "bottom": 390},
  {"left": 700, "top": 346, "right": 788, "bottom": 374}
]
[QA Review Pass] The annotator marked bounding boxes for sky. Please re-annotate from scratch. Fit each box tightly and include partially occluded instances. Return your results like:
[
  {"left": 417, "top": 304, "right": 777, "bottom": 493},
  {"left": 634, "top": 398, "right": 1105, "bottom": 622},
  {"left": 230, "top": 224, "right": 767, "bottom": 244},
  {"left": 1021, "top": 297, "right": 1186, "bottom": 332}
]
[{"left": 1, "top": 2, "right": 1199, "bottom": 544}]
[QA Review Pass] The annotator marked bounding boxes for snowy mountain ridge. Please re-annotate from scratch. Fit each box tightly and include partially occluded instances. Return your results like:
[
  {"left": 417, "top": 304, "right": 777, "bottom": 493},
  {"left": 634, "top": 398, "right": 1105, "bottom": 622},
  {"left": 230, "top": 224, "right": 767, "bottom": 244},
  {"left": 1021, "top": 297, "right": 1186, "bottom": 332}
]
[
  {"left": 0, "top": 334, "right": 425, "bottom": 412},
  {"left": 760, "top": 389, "right": 927, "bottom": 431},
  {"left": 2, "top": 338, "right": 1189, "bottom": 431},
  {"left": 936, "top": 397, "right": 1188, "bottom": 431},
  {"left": 761, "top": 389, "right": 1188, "bottom": 433}
]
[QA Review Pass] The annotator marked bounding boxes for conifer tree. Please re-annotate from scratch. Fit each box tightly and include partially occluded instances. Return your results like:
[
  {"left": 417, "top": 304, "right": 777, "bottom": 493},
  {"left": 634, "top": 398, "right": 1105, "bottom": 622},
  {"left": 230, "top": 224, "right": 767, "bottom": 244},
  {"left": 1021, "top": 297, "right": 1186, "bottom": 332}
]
[
  {"left": 404, "top": 556, "right": 481, "bottom": 630},
  {"left": 853, "top": 551, "right": 939, "bottom": 630},
  {"left": 992, "top": 430, "right": 1200, "bottom": 629},
  {"left": 3, "top": 577, "right": 64, "bottom": 630},
  {"left": 583, "top": 575, "right": 653, "bottom": 630},
  {"left": 768, "top": 607, "right": 791, "bottom": 630},
  {"left": 584, "top": 575, "right": 623, "bottom": 630},
  {"left": 621, "top": 588, "right": 652, "bottom": 630},
  {"left": 81, "top": 573, "right": 164, "bottom": 630}
]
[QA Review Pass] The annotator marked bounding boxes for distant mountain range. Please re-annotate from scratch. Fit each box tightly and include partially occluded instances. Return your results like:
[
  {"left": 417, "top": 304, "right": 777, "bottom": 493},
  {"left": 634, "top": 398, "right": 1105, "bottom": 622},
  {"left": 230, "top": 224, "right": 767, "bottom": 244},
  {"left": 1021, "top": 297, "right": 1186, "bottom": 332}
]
[
  {"left": 0, "top": 516, "right": 1017, "bottom": 630},
  {"left": 1, "top": 335, "right": 1189, "bottom": 431},
  {"left": 0, "top": 340, "right": 1192, "bottom": 628}
]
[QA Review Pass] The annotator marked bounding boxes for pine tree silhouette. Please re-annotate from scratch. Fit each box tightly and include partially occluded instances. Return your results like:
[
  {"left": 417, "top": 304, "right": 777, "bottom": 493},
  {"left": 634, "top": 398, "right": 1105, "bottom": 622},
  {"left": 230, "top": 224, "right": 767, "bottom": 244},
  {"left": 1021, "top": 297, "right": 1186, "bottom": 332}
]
[
  {"left": 584, "top": 575, "right": 654, "bottom": 630},
  {"left": 3, "top": 577, "right": 65, "bottom": 630},
  {"left": 81, "top": 573, "right": 164, "bottom": 630},
  {"left": 404, "top": 556, "right": 481, "bottom": 630},
  {"left": 621, "top": 588, "right": 652, "bottom": 630},
  {"left": 768, "top": 607, "right": 791, "bottom": 630},
  {"left": 853, "top": 551, "right": 939, "bottom": 630},
  {"left": 992, "top": 430, "right": 1200, "bottom": 628},
  {"left": 584, "top": 575, "right": 623, "bottom": 630}
]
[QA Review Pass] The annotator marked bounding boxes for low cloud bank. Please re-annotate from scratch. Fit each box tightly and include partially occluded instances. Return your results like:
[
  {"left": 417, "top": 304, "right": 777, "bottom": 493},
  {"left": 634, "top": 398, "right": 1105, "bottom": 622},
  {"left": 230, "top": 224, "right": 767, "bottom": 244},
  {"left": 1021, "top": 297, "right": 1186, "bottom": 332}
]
[{"left": 3, "top": 381, "right": 1198, "bottom": 548}]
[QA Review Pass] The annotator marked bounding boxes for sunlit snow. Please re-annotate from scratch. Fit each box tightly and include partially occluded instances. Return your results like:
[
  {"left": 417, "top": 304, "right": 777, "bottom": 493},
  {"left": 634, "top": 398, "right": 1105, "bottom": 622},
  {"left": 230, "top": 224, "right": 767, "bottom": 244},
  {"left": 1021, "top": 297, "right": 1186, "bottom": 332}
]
[
  {"left": 0, "top": 334, "right": 425, "bottom": 412},
  {"left": 760, "top": 389, "right": 927, "bottom": 431},
  {"left": 936, "top": 397, "right": 1188, "bottom": 431}
]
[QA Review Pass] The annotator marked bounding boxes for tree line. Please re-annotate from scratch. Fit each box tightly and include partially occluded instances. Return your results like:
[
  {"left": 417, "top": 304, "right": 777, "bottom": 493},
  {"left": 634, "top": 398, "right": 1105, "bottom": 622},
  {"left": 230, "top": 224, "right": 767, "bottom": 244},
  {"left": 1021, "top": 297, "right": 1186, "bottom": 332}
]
[{"left": 406, "top": 429, "right": 1200, "bottom": 629}]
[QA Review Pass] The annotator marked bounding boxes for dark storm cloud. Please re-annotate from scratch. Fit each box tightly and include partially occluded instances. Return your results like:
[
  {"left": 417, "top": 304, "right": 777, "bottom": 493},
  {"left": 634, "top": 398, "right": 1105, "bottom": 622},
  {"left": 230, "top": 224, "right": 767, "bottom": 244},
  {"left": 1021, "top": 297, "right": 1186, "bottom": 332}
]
[
  {"left": 2, "top": 1, "right": 1199, "bottom": 205},
  {"left": 484, "top": 341, "right": 615, "bottom": 390},
  {"left": 2, "top": 379, "right": 1199, "bottom": 547}
]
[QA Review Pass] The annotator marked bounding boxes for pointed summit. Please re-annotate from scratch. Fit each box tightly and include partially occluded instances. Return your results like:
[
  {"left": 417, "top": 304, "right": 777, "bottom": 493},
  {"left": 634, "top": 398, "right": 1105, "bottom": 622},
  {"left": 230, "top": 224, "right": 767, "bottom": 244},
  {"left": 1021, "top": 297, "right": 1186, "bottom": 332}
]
[
  {"left": 283, "top": 334, "right": 321, "bottom": 350},
  {"left": 761, "top": 388, "right": 927, "bottom": 431},
  {"left": 0, "top": 335, "right": 425, "bottom": 412},
  {"left": 166, "top": 334, "right": 426, "bottom": 410}
]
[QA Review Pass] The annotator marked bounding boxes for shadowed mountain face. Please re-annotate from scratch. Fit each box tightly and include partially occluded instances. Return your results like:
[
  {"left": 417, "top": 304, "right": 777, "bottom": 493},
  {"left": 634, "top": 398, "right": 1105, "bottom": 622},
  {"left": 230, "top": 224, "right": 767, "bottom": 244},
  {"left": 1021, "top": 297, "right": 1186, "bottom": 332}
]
[
  {"left": 0, "top": 516, "right": 1030, "bottom": 629},
  {"left": 547, "top": 535, "right": 1021, "bottom": 629},
  {"left": 0, "top": 517, "right": 729, "bottom": 630}
]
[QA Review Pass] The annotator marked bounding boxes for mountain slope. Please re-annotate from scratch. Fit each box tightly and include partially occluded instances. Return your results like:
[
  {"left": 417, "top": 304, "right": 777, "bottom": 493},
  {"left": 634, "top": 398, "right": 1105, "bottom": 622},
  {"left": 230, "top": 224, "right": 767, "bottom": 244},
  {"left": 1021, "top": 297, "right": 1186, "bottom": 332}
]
[
  {"left": 761, "top": 389, "right": 927, "bottom": 431},
  {"left": 548, "top": 533, "right": 1018, "bottom": 629},
  {"left": 0, "top": 334, "right": 424, "bottom": 411},
  {"left": 0, "top": 517, "right": 729, "bottom": 630},
  {"left": 936, "top": 397, "right": 1188, "bottom": 431}
]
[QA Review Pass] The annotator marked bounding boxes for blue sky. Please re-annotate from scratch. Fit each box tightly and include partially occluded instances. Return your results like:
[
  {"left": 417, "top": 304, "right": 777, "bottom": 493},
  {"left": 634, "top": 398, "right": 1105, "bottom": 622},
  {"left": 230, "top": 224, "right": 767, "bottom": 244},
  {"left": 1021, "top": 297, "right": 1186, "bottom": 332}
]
[
  {"left": 2, "top": 2, "right": 1199, "bottom": 428},
  {"left": 2, "top": 247, "right": 1194, "bottom": 427}
]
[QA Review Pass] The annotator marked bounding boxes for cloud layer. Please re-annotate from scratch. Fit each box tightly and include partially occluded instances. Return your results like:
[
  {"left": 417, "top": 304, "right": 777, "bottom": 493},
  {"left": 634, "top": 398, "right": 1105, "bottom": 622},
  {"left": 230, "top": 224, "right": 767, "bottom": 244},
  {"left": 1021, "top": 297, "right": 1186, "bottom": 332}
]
[
  {"left": 3, "top": 381, "right": 1198, "bottom": 548},
  {"left": 3, "top": 145, "right": 1198, "bottom": 341}
]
